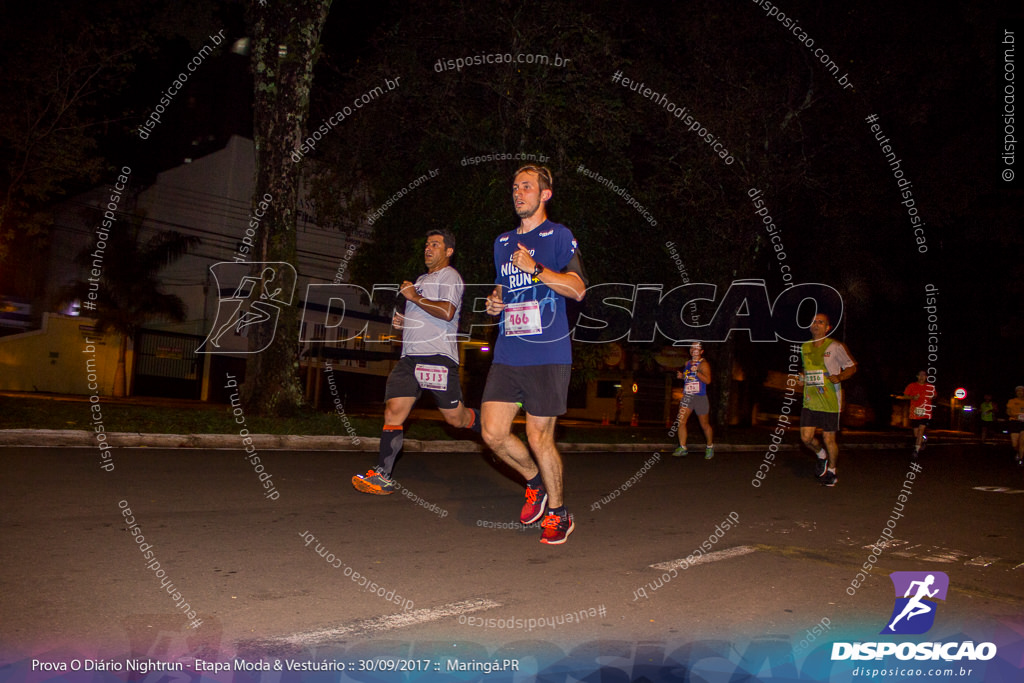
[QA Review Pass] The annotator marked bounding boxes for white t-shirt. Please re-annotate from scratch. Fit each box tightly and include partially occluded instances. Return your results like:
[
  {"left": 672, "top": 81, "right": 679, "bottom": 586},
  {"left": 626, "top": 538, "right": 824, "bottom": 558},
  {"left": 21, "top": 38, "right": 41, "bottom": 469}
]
[{"left": 401, "top": 266, "right": 464, "bottom": 362}]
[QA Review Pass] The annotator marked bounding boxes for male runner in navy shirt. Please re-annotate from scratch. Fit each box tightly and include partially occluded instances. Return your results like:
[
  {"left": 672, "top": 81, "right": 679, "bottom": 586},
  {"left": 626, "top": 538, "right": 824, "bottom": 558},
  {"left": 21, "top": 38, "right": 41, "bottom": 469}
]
[{"left": 482, "top": 165, "right": 587, "bottom": 545}]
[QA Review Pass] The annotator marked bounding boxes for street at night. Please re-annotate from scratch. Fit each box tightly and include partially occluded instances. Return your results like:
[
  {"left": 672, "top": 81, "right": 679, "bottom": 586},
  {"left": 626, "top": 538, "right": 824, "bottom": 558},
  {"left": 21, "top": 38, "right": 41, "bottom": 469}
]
[{"left": 2, "top": 439, "right": 1022, "bottom": 679}]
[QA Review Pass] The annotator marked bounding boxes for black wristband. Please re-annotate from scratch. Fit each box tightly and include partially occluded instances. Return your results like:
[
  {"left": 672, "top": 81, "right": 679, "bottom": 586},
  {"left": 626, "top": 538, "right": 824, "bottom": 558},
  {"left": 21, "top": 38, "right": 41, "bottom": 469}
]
[{"left": 532, "top": 263, "right": 544, "bottom": 277}]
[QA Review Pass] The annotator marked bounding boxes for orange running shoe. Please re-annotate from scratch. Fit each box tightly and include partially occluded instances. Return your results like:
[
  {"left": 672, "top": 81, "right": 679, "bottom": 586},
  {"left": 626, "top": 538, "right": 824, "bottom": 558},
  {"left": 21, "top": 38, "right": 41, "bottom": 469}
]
[{"left": 351, "top": 469, "right": 397, "bottom": 495}]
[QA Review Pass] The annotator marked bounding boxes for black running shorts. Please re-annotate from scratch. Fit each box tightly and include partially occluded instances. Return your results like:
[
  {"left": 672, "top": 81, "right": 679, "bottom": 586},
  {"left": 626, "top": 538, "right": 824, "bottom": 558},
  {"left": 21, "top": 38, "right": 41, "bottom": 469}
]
[
  {"left": 385, "top": 354, "right": 463, "bottom": 410},
  {"left": 482, "top": 363, "right": 572, "bottom": 417},
  {"left": 801, "top": 407, "right": 841, "bottom": 432}
]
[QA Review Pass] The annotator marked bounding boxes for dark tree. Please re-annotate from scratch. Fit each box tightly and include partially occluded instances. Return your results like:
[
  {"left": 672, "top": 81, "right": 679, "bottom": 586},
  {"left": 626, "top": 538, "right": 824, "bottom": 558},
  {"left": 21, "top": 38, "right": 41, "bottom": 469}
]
[
  {"left": 0, "top": 0, "right": 216, "bottom": 268},
  {"left": 241, "top": 0, "right": 333, "bottom": 416}
]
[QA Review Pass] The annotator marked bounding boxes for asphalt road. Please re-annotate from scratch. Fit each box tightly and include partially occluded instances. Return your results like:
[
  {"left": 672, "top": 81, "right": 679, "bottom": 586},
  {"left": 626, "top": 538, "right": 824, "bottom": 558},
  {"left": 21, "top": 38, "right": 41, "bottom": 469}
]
[{"left": 2, "top": 441, "right": 1022, "bottom": 677}]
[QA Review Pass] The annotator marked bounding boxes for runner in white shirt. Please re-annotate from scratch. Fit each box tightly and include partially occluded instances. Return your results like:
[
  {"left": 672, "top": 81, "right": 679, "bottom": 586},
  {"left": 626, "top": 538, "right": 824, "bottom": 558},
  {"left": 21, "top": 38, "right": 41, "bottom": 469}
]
[{"left": 352, "top": 230, "right": 480, "bottom": 495}]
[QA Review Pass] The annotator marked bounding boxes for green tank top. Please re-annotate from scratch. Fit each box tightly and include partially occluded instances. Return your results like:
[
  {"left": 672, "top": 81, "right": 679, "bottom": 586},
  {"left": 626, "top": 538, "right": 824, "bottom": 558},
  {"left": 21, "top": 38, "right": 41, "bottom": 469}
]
[{"left": 802, "top": 339, "right": 841, "bottom": 413}]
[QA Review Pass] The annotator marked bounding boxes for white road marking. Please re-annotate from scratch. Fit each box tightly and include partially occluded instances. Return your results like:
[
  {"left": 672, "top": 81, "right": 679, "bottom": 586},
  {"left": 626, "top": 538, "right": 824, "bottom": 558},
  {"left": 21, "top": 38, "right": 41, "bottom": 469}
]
[
  {"left": 865, "top": 541, "right": 1005, "bottom": 567},
  {"left": 279, "top": 598, "right": 501, "bottom": 645},
  {"left": 917, "top": 550, "right": 967, "bottom": 563},
  {"left": 650, "top": 545, "right": 757, "bottom": 571},
  {"left": 870, "top": 539, "right": 910, "bottom": 551},
  {"left": 972, "top": 486, "right": 1024, "bottom": 494}
]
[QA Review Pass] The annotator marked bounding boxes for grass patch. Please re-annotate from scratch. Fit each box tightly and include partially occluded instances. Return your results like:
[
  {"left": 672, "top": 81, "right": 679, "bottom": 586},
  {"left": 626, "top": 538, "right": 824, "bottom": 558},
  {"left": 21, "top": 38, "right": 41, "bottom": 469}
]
[{"left": 1, "top": 395, "right": 918, "bottom": 445}]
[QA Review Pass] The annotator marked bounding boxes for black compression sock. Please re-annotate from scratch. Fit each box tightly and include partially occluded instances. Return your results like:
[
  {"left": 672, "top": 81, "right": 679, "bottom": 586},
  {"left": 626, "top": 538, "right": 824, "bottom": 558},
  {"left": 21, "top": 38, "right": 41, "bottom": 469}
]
[{"left": 378, "top": 424, "right": 404, "bottom": 476}]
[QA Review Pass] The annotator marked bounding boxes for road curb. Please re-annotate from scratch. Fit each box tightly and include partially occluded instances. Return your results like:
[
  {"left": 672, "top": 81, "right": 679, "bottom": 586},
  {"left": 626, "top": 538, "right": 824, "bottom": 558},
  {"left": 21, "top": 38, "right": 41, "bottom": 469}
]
[
  {"left": 0, "top": 429, "right": 939, "bottom": 453},
  {"left": 0, "top": 429, "right": 648, "bottom": 452},
  {"left": 0, "top": 429, "right": 366, "bottom": 451}
]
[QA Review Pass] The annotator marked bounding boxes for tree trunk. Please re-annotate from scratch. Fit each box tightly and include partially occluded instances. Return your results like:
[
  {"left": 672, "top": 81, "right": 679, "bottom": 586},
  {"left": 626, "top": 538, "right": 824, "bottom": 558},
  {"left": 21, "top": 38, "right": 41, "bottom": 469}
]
[
  {"left": 243, "top": 0, "right": 332, "bottom": 416},
  {"left": 715, "top": 337, "right": 736, "bottom": 433}
]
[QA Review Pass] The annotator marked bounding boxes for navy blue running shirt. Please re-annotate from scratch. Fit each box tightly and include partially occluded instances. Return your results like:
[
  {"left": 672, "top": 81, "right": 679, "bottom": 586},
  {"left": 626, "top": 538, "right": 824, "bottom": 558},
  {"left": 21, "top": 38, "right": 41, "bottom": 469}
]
[{"left": 492, "top": 220, "right": 579, "bottom": 365}]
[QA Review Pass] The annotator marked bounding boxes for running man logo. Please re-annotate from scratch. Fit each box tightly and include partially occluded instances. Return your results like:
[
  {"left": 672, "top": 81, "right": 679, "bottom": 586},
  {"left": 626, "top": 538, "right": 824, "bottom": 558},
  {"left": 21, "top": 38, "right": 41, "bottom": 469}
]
[
  {"left": 198, "top": 262, "right": 297, "bottom": 354},
  {"left": 881, "top": 571, "right": 949, "bottom": 635}
]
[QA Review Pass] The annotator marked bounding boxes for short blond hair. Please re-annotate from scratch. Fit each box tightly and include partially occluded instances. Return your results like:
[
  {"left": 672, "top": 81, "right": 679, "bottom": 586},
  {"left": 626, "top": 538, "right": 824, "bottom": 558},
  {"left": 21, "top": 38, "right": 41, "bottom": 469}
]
[{"left": 513, "top": 165, "right": 553, "bottom": 193}]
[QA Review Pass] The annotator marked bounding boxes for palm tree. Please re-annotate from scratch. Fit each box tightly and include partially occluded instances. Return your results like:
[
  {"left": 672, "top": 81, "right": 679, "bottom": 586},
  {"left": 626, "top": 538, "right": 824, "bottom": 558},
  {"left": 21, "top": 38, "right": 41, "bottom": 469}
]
[{"left": 60, "top": 214, "right": 199, "bottom": 397}]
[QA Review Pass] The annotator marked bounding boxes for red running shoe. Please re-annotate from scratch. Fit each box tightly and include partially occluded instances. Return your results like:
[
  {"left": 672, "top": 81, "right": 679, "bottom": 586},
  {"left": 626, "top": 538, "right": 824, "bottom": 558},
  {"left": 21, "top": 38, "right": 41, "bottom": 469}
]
[
  {"left": 520, "top": 483, "right": 548, "bottom": 524},
  {"left": 540, "top": 511, "right": 574, "bottom": 545}
]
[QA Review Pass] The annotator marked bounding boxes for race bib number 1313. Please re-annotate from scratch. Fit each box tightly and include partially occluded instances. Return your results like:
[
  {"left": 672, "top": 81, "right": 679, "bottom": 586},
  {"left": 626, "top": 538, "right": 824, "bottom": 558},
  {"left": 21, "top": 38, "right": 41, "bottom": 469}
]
[{"left": 414, "top": 364, "right": 448, "bottom": 391}]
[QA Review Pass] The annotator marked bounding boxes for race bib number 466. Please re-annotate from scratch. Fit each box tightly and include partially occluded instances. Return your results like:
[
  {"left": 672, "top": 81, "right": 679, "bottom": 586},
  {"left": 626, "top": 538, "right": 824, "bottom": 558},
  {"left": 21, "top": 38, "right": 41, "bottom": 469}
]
[
  {"left": 414, "top": 364, "right": 448, "bottom": 391},
  {"left": 504, "top": 300, "right": 542, "bottom": 336}
]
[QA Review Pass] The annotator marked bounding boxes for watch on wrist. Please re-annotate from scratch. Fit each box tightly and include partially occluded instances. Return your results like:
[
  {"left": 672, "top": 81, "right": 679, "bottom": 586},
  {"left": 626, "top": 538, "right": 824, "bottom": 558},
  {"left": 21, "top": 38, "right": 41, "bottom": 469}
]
[{"left": 532, "top": 263, "right": 544, "bottom": 277}]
